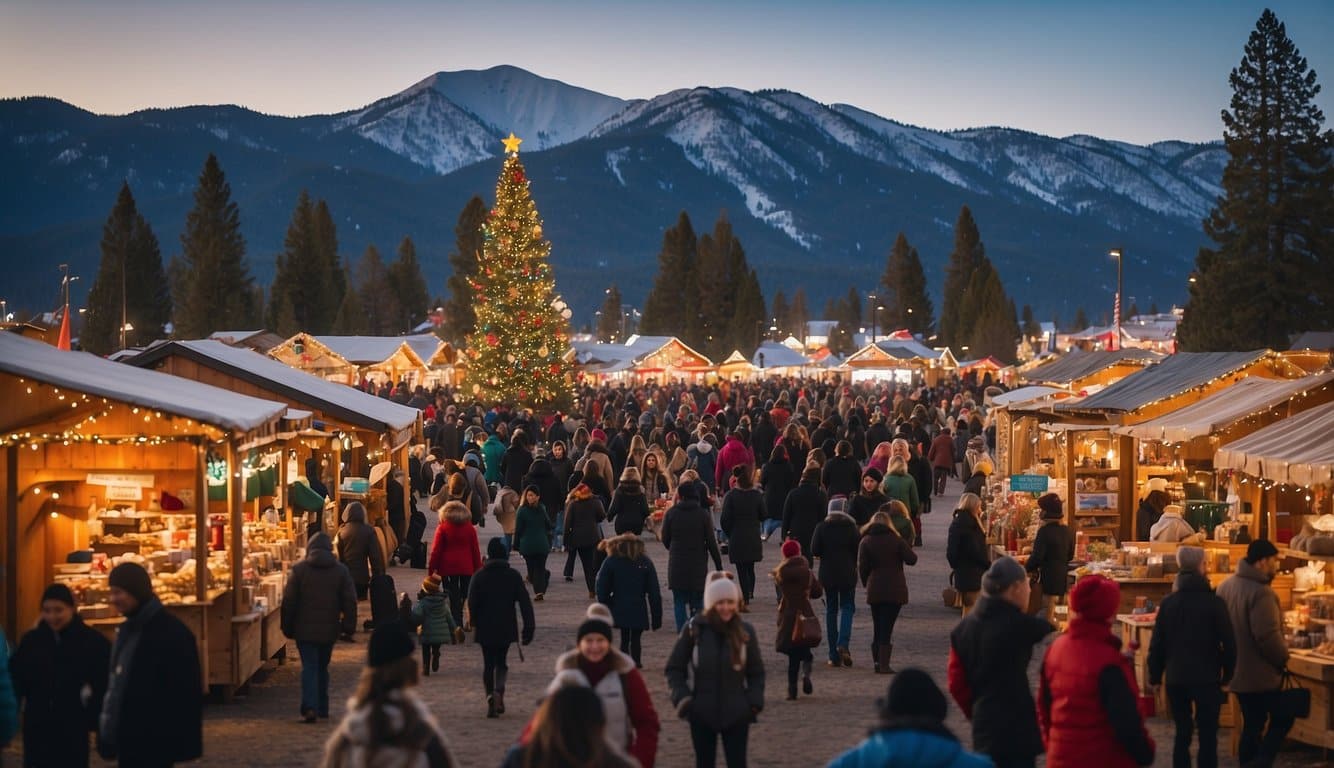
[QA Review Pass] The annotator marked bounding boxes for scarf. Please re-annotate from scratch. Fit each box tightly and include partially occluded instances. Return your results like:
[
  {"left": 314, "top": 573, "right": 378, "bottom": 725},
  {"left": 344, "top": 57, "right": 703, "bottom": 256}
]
[{"left": 99, "top": 596, "right": 163, "bottom": 753}]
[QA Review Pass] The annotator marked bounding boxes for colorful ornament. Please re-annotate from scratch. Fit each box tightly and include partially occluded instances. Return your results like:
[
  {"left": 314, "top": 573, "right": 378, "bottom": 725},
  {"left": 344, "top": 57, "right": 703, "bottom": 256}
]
[
  {"left": 549, "top": 364, "right": 560, "bottom": 375},
  {"left": 538, "top": 344, "right": 549, "bottom": 357},
  {"left": 472, "top": 383, "right": 480, "bottom": 394},
  {"left": 486, "top": 333, "right": 499, "bottom": 347},
  {"left": 532, "top": 224, "right": 542, "bottom": 238}
]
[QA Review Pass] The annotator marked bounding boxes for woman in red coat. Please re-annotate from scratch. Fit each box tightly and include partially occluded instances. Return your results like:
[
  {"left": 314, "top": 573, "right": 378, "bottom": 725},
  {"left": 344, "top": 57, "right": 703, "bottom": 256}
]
[
  {"left": 428, "top": 500, "right": 482, "bottom": 632},
  {"left": 1039, "top": 574, "right": 1155, "bottom": 768}
]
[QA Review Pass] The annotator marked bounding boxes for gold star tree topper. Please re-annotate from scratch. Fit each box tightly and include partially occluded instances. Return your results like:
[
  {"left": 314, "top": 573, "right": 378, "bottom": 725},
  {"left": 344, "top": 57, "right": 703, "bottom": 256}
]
[{"left": 502, "top": 133, "right": 523, "bottom": 154}]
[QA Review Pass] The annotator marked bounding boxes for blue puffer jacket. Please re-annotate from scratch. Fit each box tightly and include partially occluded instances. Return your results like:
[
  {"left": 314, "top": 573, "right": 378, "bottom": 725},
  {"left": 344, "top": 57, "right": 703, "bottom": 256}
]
[{"left": 826, "top": 727, "right": 994, "bottom": 768}]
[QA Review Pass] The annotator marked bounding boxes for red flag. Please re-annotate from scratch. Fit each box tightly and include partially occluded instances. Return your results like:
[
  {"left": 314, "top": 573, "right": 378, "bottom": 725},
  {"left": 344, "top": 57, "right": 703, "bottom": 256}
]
[{"left": 56, "top": 308, "right": 71, "bottom": 350}]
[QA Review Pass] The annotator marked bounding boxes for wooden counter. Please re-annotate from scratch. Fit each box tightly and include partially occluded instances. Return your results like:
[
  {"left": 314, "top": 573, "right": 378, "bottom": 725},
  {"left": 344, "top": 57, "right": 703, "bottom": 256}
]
[{"left": 1287, "top": 651, "right": 1334, "bottom": 749}]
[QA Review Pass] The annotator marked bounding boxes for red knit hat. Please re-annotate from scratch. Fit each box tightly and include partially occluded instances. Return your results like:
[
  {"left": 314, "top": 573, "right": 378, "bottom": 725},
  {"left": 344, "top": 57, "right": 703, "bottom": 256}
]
[
  {"left": 781, "top": 539, "right": 802, "bottom": 559},
  {"left": 1070, "top": 574, "right": 1120, "bottom": 623}
]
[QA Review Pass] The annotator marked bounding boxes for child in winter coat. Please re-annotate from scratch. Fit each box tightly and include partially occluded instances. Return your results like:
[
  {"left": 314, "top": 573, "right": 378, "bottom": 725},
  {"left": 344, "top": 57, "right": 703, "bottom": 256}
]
[{"left": 412, "top": 574, "right": 458, "bottom": 676}]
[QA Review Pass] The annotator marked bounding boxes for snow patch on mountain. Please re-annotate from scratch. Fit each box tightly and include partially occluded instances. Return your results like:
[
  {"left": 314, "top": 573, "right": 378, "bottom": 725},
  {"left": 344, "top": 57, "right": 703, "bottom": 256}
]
[
  {"left": 340, "top": 88, "right": 495, "bottom": 174},
  {"left": 605, "top": 147, "right": 629, "bottom": 186}
]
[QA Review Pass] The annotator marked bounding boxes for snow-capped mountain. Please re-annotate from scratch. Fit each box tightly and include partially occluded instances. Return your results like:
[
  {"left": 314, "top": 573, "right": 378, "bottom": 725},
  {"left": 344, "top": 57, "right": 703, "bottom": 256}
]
[{"left": 0, "top": 65, "right": 1225, "bottom": 318}]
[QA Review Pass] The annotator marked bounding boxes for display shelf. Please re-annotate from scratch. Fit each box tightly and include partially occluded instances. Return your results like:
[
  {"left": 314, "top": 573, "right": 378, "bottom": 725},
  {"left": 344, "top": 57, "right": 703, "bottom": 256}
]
[
  {"left": 1074, "top": 468, "right": 1120, "bottom": 475},
  {"left": 1282, "top": 547, "right": 1334, "bottom": 564}
]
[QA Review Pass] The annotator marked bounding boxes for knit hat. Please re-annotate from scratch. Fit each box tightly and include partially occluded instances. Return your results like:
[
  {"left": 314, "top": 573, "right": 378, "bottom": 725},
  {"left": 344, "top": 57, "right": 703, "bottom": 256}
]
[
  {"left": 41, "top": 583, "right": 75, "bottom": 607},
  {"left": 486, "top": 537, "right": 508, "bottom": 560},
  {"left": 108, "top": 562, "right": 154, "bottom": 605},
  {"left": 781, "top": 539, "right": 802, "bottom": 559},
  {"left": 982, "top": 556, "right": 1028, "bottom": 596},
  {"left": 463, "top": 452, "right": 482, "bottom": 468},
  {"left": 862, "top": 467, "right": 884, "bottom": 484},
  {"left": 1246, "top": 538, "right": 1279, "bottom": 563},
  {"left": 1176, "top": 545, "right": 1205, "bottom": 574},
  {"left": 422, "top": 573, "right": 442, "bottom": 594},
  {"left": 1037, "top": 493, "right": 1063, "bottom": 520},
  {"left": 590, "top": 428, "right": 607, "bottom": 442},
  {"left": 703, "top": 571, "right": 741, "bottom": 611},
  {"left": 880, "top": 667, "right": 948, "bottom": 722},
  {"left": 368, "top": 621, "right": 415, "bottom": 668},
  {"left": 586, "top": 602, "right": 614, "bottom": 624},
  {"left": 577, "top": 617, "right": 613, "bottom": 643},
  {"left": 1070, "top": 574, "right": 1120, "bottom": 623},
  {"left": 1140, "top": 477, "right": 1169, "bottom": 500},
  {"left": 827, "top": 497, "right": 848, "bottom": 516}
]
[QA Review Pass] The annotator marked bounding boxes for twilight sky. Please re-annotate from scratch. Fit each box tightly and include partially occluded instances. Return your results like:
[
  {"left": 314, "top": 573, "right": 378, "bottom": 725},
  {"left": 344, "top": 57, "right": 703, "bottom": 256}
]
[{"left": 2, "top": 0, "right": 1331, "bottom": 145}]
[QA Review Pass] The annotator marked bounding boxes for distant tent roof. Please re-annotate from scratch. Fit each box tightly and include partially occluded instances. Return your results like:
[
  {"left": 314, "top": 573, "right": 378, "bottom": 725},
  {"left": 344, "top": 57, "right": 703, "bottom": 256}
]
[
  {"left": 1215, "top": 401, "right": 1334, "bottom": 486},
  {"left": 1021, "top": 349, "right": 1161, "bottom": 385},
  {"left": 720, "top": 350, "right": 754, "bottom": 366},
  {"left": 753, "top": 342, "right": 809, "bottom": 369},
  {"left": 873, "top": 338, "right": 939, "bottom": 360},
  {"left": 958, "top": 356, "right": 1005, "bottom": 371},
  {"left": 1112, "top": 372, "right": 1334, "bottom": 442},
  {"left": 1057, "top": 350, "right": 1274, "bottom": 413},
  {"left": 0, "top": 332, "right": 285, "bottom": 433},
  {"left": 129, "top": 339, "right": 421, "bottom": 434},
  {"left": 988, "top": 385, "right": 1069, "bottom": 408},
  {"left": 1291, "top": 331, "right": 1334, "bottom": 351}
]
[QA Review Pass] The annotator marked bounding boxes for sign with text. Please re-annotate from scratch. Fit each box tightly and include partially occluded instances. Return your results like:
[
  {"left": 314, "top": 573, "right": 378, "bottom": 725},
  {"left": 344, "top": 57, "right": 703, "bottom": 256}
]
[
  {"left": 1009, "top": 474, "right": 1050, "bottom": 493},
  {"left": 86, "top": 473, "right": 155, "bottom": 488}
]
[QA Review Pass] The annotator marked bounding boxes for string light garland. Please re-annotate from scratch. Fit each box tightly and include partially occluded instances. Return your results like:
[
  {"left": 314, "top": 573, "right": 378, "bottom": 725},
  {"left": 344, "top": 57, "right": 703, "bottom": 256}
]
[{"left": 1, "top": 378, "right": 228, "bottom": 449}]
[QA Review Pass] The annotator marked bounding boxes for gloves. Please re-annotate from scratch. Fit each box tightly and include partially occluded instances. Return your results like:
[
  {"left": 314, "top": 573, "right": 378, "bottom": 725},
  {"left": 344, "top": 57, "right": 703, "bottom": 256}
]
[{"left": 675, "top": 696, "right": 693, "bottom": 720}]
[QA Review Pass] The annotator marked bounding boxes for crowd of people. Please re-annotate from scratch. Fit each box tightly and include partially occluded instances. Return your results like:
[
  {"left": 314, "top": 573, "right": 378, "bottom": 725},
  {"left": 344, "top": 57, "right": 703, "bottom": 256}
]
[{"left": 0, "top": 375, "right": 1304, "bottom": 767}]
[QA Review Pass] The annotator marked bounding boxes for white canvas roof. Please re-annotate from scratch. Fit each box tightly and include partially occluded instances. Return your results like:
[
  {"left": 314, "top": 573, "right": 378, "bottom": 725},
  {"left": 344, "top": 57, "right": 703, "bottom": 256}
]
[
  {"left": 753, "top": 342, "right": 809, "bottom": 369},
  {"left": 1113, "top": 372, "right": 1334, "bottom": 443},
  {"left": 988, "top": 385, "right": 1069, "bottom": 408},
  {"left": 0, "top": 333, "right": 286, "bottom": 433},
  {"left": 314, "top": 335, "right": 440, "bottom": 365},
  {"left": 1215, "top": 401, "right": 1334, "bottom": 487}
]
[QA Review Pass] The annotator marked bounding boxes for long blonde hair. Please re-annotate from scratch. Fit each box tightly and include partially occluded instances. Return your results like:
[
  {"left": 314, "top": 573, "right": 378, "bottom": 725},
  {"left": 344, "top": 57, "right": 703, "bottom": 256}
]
[{"left": 957, "top": 492, "right": 982, "bottom": 517}]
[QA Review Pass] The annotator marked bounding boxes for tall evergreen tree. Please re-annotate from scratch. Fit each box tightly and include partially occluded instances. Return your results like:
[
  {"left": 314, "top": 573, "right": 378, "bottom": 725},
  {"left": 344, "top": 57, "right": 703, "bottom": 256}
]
[
  {"left": 963, "top": 263, "right": 1020, "bottom": 363},
  {"left": 878, "top": 231, "right": 934, "bottom": 336},
  {"left": 939, "top": 206, "right": 985, "bottom": 348},
  {"left": 640, "top": 211, "right": 698, "bottom": 337},
  {"left": 1127, "top": 301, "right": 1140, "bottom": 320},
  {"left": 332, "top": 268, "right": 367, "bottom": 334},
  {"left": 1149, "top": 302, "right": 1160, "bottom": 316},
  {"left": 597, "top": 284, "right": 623, "bottom": 341},
  {"left": 313, "top": 199, "right": 343, "bottom": 318},
  {"left": 790, "top": 288, "right": 810, "bottom": 346},
  {"left": 173, "top": 154, "right": 254, "bottom": 338},
  {"left": 1073, "top": 307, "right": 1089, "bottom": 331},
  {"left": 268, "top": 190, "right": 333, "bottom": 336},
  {"left": 83, "top": 181, "right": 171, "bottom": 353},
  {"left": 1179, "top": 9, "right": 1334, "bottom": 350},
  {"left": 693, "top": 212, "right": 759, "bottom": 359},
  {"left": 771, "top": 290, "right": 790, "bottom": 338},
  {"left": 357, "top": 245, "right": 399, "bottom": 336},
  {"left": 389, "top": 236, "right": 430, "bottom": 334},
  {"left": 1021, "top": 304, "right": 1041, "bottom": 340},
  {"left": 444, "top": 196, "right": 488, "bottom": 345},
  {"left": 828, "top": 287, "right": 862, "bottom": 356},
  {"left": 731, "top": 268, "right": 767, "bottom": 352}
]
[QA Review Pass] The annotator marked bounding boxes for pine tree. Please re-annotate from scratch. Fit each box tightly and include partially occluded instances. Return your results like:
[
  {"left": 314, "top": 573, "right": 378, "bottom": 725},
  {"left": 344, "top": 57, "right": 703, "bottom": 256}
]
[
  {"left": 444, "top": 196, "right": 488, "bottom": 345},
  {"left": 83, "top": 181, "right": 172, "bottom": 354},
  {"left": 731, "top": 268, "right": 767, "bottom": 352},
  {"left": 268, "top": 190, "right": 329, "bottom": 336},
  {"left": 332, "top": 268, "right": 367, "bottom": 334},
  {"left": 313, "top": 199, "right": 343, "bottom": 324},
  {"left": 828, "top": 287, "right": 862, "bottom": 356},
  {"left": 1179, "top": 9, "right": 1334, "bottom": 350},
  {"left": 173, "top": 154, "right": 254, "bottom": 338},
  {"left": 1149, "top": 302, "right": 1160, "bottom": 316},
  {"left": 694, "top": 213, "right": 739, "bottom": 358},
  {"left": 1021, "top": 304, "right": 1041, "bottom": 340},
  {"left": 942, "top": 207, "right": 989, "bottom": 349},
  {"left": 791, "top": 288, "right": 810, "bottom": 346},
  {"left": 462, "top": 138, "right": 571, "bottom": 408},
  {"left": 771, "top": 290, "right": 790, "bottom": 338},
  {"left": 389, "top": 236, "right": 430, "bottom": 334},
  {"left": 597, "top": 284, "right": 623, "bottom": 341},
  {"left": 963, "top": 264, "right": 1020, "bottom": 363},
  {"left": 641, "top": 211, "right": 698, "bottom": 337},
  {"left": 1127, "top": 301, "right": 1140, "bottom": 321},
  {"left": 879, "top": 231, "right": 934, "bottom": 336},
  {"left": 357, "top": 245, "right": 398, "bottom": 336},
  {"left": 1073, "top": 307, "right": 1089, "bottom": 331}
]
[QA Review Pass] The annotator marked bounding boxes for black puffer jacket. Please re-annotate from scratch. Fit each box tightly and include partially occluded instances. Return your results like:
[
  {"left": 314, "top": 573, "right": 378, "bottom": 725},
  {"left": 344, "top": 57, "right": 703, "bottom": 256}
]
[
  {"left": 822, "top": 455, "right": 862, "bottom": 499},
  {"left": 781, "top": 480, "right": 828, "bottom": 558},
  {"left": 336, "top": 503, "right": 385, "bottom": 587},
  {"left": 1148, "top": 570, "right": 1237, "bottom": 687},
  {"left": 759, "top": 457, "right": 796, "bottom": 522},
  {"left": 522, "top": 458, "right": 564, "bottom": 525},
  {"left": 608, "top": 481, "right": 650, "bottom": 536},
  {"left": 467, "top": 555, "right": 535, "bottom": 647},
  {"left": 720, "top": 487, "right": 765, "bottom": 564},
  {"left": 282, "top": 532, "right": 357, "bottom": 644},
  {"left": 810, "top": 510, "right": 861, "bottom": 592},
  {"left": 11, "top": 614, "right": 110, "bottom": 768},
  {"left": 1026, "top": 520, "right": 1074, "bottom": 596},
  {"left": 661, "top": 497, "right": 723, "bottom": 592},
  {"left": 666, "top": 616, "right": 765, "bottom": 731},
  {"left": 563, "top": 485, "right": 606, "bottom": 548},
  {"left": 946, "top": 509, "right": 990, "bottom": 593}
]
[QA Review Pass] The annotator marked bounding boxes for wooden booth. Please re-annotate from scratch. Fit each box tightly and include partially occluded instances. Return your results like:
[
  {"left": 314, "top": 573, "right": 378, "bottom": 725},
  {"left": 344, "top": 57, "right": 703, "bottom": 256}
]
[
  {"left": 0, "top": 333, "right": 302, "bottom": 697},
  {"left": 1019, "top": 348, "right": 1162, "bottom": 392},
  {"left": 844, "top": 337, "right": 957, "bottom": 387},
  {"left": 575, "top": 336, "right": 715, "bottom": 384}
]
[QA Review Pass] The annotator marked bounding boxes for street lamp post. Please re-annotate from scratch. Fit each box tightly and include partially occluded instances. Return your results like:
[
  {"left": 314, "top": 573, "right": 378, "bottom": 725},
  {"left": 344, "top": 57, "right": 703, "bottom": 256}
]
[{"left": 1109, "top": 248, "right": 1123, "bottom": 351}]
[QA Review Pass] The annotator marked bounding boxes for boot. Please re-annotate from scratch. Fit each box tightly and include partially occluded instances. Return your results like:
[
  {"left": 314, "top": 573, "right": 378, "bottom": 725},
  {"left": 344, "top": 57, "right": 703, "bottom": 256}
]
[
  {"left": 877, "top": 643, "right": 894, "bottom": 674},
  {"left": 786, "top": 681, "right": 798, "bottom": 701},
  {"left": 871, "top": 643, "right": 881, "bottom": 674},
  {"left": 495, "top": 669, "right": 508, "bottom": 714},
  {"left": 432, "top": 646, "right": 440, "bottom": 673},
  {"left": 801, "top": 659, "right": 813, "bottom": 695},
  {"left": 486, "top": 695, "right": 497, "bottom": 718}
]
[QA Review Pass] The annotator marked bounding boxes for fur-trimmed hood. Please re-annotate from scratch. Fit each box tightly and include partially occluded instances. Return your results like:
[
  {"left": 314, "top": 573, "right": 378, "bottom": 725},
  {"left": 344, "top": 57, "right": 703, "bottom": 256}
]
[
  {"left": 603, "top": 532, "right": 646, "bottom": 560},
  {"left": 322, "top": 688, "right": 454, "bottom": 768},
  {"left": 551, "top": 647, "right": 636, "bottom": 684}
]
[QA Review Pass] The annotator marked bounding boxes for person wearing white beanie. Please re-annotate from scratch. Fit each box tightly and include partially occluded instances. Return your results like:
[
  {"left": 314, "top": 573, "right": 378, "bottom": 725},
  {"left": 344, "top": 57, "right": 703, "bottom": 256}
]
[{"left": 704, "top": 571, "right": 743, "bottom": 613}]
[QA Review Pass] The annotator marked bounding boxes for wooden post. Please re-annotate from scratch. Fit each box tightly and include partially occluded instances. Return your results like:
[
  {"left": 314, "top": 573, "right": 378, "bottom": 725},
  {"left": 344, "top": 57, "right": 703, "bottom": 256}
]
[
  {"left": 331, "top": 440, "right": 343, "bottom": 515},
  {"left": 398, "top": 442, "right": 410, "bottom": 531},
  {"left": 195, "top": 441, "right": 208, "bottom": 601},
  {"left": 278, "top": 445, "right": 290, "bottom": 540},
  {"left": 227, "top": 441, "right": 243, "bottom": 614},
  {"left": 5, "top": 446, "right": 17, "bottom": 632}
]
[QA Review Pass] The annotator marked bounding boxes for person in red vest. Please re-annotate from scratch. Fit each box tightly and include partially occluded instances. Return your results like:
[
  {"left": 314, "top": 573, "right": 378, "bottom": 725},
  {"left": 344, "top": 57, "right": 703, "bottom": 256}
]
[{"left": 1038, "top": 574, "right": 1155, "bottom": 768}]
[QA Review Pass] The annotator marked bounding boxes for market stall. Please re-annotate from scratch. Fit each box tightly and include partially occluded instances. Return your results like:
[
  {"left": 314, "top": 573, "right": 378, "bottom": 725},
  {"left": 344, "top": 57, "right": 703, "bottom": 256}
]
[
  {"left": 0, "top": 332, "right": 299, "bottom": 696},
  {"left": 1019, "top": 348, "right": 1162, "bottom": 391},
  {"left": 752, "top": 341, "right": 811, "bottom": 379},
  {"left": 843, "top": 337, "right": 956, "bottom": 387},
  {"left": 718, "top": 351, "right": 757, "bottom": 381}
]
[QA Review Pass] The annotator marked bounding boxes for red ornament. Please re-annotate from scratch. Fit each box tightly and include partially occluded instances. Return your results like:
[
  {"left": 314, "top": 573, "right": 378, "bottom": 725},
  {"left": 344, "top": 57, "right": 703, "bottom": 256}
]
[
  {"left": 512, "top": 170, "right": 525, "bottom": 183},
  {"left": 486, "top": 333, "right": 499, "bottom": 347},
  {"left": 549, "top": 364, "right": 560, "bottom": 375},
  {"left": 517, "top": 390, "right": 527, "bottom": 401},
  {"left": 534, "top": 316, "right": 543, "bottom": 326}
]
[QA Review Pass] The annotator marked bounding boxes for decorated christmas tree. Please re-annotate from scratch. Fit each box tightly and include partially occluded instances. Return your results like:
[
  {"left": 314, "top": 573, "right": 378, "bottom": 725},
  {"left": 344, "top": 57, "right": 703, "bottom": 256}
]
[{"left": 463, "top": 134, "right": 573, "bottom": 408}]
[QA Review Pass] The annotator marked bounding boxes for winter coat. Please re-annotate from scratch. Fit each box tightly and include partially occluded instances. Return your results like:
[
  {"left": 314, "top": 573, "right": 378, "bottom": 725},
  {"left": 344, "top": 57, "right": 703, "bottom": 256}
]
[
  {"left": 578, "top": 443, "right": 615, "bottom": 492},
  {"left": 98, "top": 598, "right": 203, "bottom": 765},
  {"left": 336, "top": 504, "right": 385, "bottom": 587},
  {"left": 1039, "top": 617, "right": 1155, "bottom": 768},
  {"left": 427, "top": 503, "right": 482, "bottom": 578},
  {"left": 321, "top": 688, "right": 456, "bottom": 768},
  {"left": 492, "top": 487, "right": 519, "bottom": 535},
  {"left": 386, "top": 477, "right": 408, "bottom": 539},
  {"left": 463, "top": 464, "right": 490, "bottom": 524},
  {"left": 522, "top": 459, "right": 564, "bottom": 523},
  {"left": 774, "top": 555, "right": 823, "bottom": 654},
  {"left": 715, "top": 435, "right": 755, "bottom": 490},
  {"left": 564, "top": 485, "right": 607, "bottom": 548},
  {"left": 946, "top": 510, "right": 990, "bottom": 593},
  {"left": 908, "top": 455, "right": 933, "bottom": 507},
  {"left": 665, "top": 615, "right": 765, "bottom": 731},
  {"left": 858, "top": 523, "right": 918, "bottom": 605},
  {"left": 827, "top": 725, "right": 995, "bottom": 768},
  {"left": 660, "top": 498, "right": 723, "bottom": 592},
  {"left": 467, "top": 557, "right": 535, "bottom": 648},
  {"left": 1216, "top": 559, "right": 1289, "bottom": 692},
  {"left": 686, "top": 440, "right": 718, "bottom": 492},
  {"left": 11, "top": 615, "right": 110, "bottom": 767},
  {"left": 596, "top": 535, "right": 664, "bottom": 631},
  {"left": 1135, "top": 499, "right": 1163, "bottom": 541},
  {"left": 822, "top": 455, "right": 862, "bottom": 499},
  {"left": 750, "top": 420, "right": 777, "bottom": 466},
  {"left": 608, "top": 482, "right": 650, "bottom": 536},
  {"left": 1148, "top": 570, "right": 1236, "bottom": 687},
  {"left": 947, "top": 595, "right": 1053, "bottom": 760},
  {"left": 719, "top": 487, "right": 765, "bottom": 565},
  {"left": 881, "top": 470, "right": 920, "bottom": 515},
  {"left": 811, "top": 511, "right": 861, "bottom": 592},
  {"left": 962, "top": 471, "right": 988, "bottom": 497},
  {"left": 500, "top": 444, "right": 533, "bottom": 492},
  {"left": 1149, "top": 511, "right": 1197, "bottom": 543},
  {"left": 546, "top": 454, "right": 575, "bottom": 504},
  {"left": 849, "top": 490, "right": 887, "bottom": 528},
  {"left": 1026, "top": 521, "right": 1074, "bottom": 596},
  {"left": 512, "top": 502, "right": 552, "bottom": 557},
  {"left": 412, "top": 592, "right": 458, "bottom": 647},
  {"left": 283, "top": 532, "right": 357, "bottom": 644},
  {"left": 781, "top": 480, "right": 828, "bottom": 558},
  {"left": 928, "top": 432, "right": 957, "bottom": 470},
  {"left": 759, "top": 457, "right": 796, "bottom": 522},
  {"left": 538, "top": 649, "right": 661, "bottom": 768},
  {"left": 481, "top": 434, "right": 506, "bottom": 484}
]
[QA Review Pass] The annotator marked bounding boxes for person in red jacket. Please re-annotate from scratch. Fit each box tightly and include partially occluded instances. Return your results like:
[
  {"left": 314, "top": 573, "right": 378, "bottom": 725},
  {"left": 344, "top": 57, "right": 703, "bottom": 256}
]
[
  {"left": 715, "top": 431, "right": 755, "bottom": 491},
  {"left": 428, "top": 500, "right": 482, "bottom": 634},
  {"left": 1039, "top": 574, "right": 1155, "bottom": 768},
  {"left": 927, "top": 428, "right": 956, "bottom": 496}
]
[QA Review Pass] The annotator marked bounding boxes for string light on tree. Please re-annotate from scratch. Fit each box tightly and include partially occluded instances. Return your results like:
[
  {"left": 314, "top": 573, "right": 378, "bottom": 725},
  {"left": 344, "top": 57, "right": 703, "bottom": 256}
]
[{"left": 463, "top": 134, "right": 573, "bottom": 408}]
